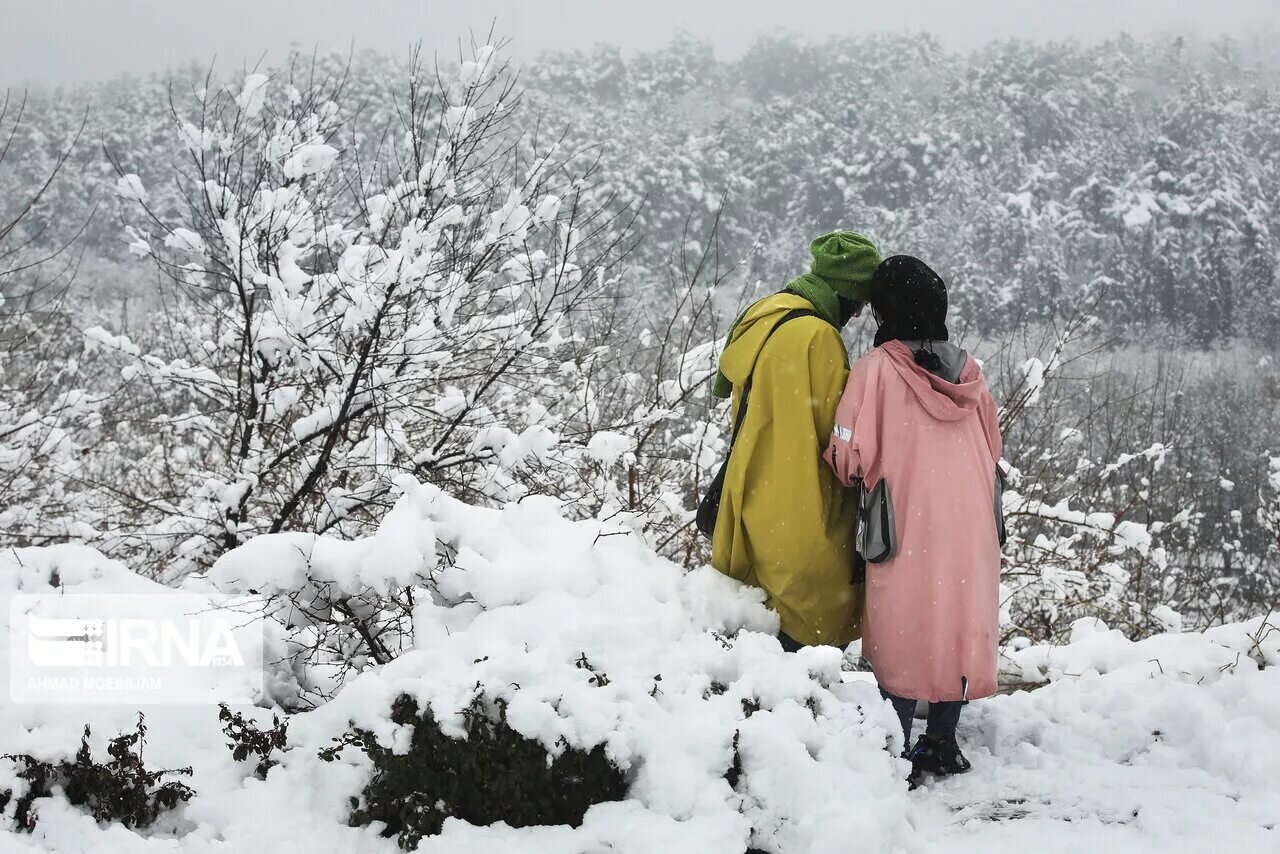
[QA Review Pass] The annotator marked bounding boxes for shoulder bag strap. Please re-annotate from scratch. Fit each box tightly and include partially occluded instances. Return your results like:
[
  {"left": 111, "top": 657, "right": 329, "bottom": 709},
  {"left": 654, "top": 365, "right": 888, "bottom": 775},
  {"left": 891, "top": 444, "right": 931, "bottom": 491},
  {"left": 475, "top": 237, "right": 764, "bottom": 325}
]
[{"left": 728, "top": 308, "right": 820, "bottom": 447}]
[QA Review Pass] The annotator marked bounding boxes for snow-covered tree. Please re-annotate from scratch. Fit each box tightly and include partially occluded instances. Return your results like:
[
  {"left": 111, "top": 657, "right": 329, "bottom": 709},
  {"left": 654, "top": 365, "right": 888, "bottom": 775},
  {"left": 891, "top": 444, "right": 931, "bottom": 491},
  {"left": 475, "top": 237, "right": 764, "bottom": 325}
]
[
  {"left": 0, "top": 92, "right": 96, "bottom": 547},
  {"left": 89, "top": 47, "right": 641, "bottom": 575}
]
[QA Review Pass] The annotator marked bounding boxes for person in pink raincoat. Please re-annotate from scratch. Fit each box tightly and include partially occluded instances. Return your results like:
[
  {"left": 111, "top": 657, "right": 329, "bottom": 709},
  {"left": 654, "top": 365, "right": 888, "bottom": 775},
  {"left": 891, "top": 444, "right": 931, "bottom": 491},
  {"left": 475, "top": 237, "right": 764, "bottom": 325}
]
[{"left": 823, "top": 255, "right": 1004, "bottom": 785}]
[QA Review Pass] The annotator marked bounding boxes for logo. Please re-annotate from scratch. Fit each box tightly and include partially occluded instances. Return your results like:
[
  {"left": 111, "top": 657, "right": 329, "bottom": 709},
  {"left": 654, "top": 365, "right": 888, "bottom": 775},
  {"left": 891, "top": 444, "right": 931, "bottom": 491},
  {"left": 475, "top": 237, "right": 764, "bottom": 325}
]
[{"left": 10, "top": 594, "right": 264, "bottom": 705}]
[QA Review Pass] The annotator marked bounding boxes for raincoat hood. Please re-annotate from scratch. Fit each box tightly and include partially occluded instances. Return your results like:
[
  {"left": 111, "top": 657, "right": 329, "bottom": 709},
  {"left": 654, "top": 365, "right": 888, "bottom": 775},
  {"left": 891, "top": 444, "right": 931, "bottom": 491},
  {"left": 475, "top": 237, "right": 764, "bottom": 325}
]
[
  {"left": 718, "top": 292, "right": 832, "bottom": 392},
  {"left": 879, "top": 340, "right": 984, "bottom": 423}
]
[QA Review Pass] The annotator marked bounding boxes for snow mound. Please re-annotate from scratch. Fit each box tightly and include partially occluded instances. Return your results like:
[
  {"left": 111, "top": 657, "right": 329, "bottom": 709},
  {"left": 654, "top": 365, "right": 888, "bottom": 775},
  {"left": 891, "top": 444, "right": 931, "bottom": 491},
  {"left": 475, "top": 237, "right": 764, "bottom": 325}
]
[
  {"left": 285, "top": 483, "right": 912, "bottom": 851},
  {"left": 2, "top": 543, "right": 164, "bottom": 598},
  {"left": 1004, "top": 614, "right": 1279, "bottom": 685}
]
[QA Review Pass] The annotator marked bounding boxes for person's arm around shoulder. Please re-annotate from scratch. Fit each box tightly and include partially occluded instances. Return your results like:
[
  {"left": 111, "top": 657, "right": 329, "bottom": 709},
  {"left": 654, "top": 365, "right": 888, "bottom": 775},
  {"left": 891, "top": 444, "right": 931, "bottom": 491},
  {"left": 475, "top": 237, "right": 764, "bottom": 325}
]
[
  {"left": 823, "top": 349, "right": 880, "bottom": 487},
  {"left": 756, "top": 314, "right": 848, "bottom": 439},
  {"left": 803, "top": 320, "right": 851, "bottom": 443}
]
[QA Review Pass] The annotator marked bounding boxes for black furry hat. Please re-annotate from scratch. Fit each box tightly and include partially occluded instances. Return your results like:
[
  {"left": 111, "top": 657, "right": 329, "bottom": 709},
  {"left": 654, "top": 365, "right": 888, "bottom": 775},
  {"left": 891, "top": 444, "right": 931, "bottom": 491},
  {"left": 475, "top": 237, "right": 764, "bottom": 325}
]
[{"left": 869, "top": 255, "right": 949, "bottom": 348}]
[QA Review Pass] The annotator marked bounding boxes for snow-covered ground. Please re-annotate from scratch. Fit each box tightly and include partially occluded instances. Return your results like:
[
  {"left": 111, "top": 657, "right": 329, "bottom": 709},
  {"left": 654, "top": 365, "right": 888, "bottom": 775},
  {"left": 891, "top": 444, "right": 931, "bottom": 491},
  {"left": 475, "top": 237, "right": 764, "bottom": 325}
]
[
  {"left": 2, "top": 481, "right": 1277, "bottom": 853},
  {"left": 914, "top": 615, "right": 1279, "bottom": 851}
]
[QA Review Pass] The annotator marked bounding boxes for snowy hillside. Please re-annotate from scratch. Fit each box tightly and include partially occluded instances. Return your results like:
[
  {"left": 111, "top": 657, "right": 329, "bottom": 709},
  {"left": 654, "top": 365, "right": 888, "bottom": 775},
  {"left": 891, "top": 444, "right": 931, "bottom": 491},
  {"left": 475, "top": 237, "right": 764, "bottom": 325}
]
[{"left": 3, "top": 481, "right": 1277, "bottom": 852}]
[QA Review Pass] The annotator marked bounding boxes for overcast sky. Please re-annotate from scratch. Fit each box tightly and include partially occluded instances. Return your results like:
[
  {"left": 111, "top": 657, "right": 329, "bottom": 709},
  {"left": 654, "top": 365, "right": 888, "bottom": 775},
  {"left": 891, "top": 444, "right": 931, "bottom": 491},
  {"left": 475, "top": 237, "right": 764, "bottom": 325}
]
[{"left": 2, "top": 0, "right": 1277, "bottom": 88}]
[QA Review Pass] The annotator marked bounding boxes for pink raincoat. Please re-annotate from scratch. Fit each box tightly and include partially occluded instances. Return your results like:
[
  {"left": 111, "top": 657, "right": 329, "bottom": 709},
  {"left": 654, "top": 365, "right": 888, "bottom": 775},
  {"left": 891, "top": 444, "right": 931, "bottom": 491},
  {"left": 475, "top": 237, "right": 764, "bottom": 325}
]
[{"left": 824, "top": 341, "right": 1003, "bottom": 702}]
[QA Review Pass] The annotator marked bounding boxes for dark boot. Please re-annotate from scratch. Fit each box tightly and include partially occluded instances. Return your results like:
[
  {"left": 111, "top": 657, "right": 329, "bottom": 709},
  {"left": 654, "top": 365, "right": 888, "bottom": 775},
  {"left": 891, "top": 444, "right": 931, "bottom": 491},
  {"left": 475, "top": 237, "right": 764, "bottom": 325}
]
[{"left": 905, "top": 732, "right": 971, "bottom": 788}]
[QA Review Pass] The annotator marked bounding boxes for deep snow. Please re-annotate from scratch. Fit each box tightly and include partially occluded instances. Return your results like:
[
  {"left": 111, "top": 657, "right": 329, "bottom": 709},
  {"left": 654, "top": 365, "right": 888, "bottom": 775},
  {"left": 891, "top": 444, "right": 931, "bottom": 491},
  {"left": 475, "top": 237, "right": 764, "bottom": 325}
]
[{"left": 1, "top": 481, "right": 1277, "bottom": 852}]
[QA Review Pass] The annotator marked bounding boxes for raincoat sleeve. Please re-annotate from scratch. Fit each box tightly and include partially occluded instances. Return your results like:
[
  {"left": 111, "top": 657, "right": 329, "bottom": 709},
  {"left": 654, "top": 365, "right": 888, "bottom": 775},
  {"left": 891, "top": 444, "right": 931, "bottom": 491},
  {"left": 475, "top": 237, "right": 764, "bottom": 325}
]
[
  {"left": 807, "top": 326, "right": 851, "bottom": 446},
  {"left": 823, "top": 354, "right": 880, "bottom": 487}
]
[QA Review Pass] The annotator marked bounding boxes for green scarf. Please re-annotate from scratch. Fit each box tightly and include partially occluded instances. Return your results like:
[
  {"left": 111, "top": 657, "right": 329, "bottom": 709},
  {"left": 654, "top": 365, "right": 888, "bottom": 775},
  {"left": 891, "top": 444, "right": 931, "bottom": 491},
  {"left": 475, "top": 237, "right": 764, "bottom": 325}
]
[
  {"left": 783, "top": 272, "right": 843, "bottom": 328},
  {"left": 710, "top": 273, "right": 841, "bottom": 399}
]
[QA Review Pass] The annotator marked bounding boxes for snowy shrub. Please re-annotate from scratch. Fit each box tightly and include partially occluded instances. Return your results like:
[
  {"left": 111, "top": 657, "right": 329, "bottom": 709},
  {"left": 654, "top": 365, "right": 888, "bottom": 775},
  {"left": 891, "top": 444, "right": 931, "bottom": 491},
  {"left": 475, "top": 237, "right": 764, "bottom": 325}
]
[
  {"left": 977, "top": 305, "right": 1172, "bottom": 640},
  {"left": 1002, "top": 613, "right": 1280, "bottom": 685},
  {"left": 320, "top": 691, "right": 627, "bottom": 847},
  {"left": 218, "top": 704, "right": 289, "bottom": 780},
  {"left": 0, "top": 499, "right": 909, "bottom": 850},
  {"left": 0, "top": 716, "right": 194, "bottom": 833}
]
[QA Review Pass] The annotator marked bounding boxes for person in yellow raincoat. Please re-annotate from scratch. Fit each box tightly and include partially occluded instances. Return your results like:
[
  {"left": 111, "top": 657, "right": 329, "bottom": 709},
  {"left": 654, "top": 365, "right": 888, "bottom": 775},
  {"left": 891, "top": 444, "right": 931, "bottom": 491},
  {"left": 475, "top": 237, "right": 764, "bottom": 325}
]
[{"left": 710, "top": 231, "right": 881, "bottom": 649}]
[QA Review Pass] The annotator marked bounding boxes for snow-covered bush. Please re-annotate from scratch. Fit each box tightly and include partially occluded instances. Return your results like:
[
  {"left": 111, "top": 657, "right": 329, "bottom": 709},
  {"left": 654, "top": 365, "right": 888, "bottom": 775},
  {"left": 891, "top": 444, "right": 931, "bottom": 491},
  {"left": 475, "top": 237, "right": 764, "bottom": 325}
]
[
  {"left": 961, "top": 302, "right": 1173, "bottom": 640},
  {"left": 217, "top": 704, "right": 288, "bottom": 780},
  {"left": 1002, "top": 612, "right": 1280, "bottom": 686},
  {"left": 0, "top": 310, "right": 101, "bottom": 544},
  {"left": 320, "top": 690, "right": 627, "bottom": 847},
  {"left": 1, "top": 716, "right": 194, "bottom": 833},
  {"left": 975, "top": 292, "right": 1279, "bottom": 641},
  {"left": 225, "top": 478, "right": 910, "bottom": 850}
]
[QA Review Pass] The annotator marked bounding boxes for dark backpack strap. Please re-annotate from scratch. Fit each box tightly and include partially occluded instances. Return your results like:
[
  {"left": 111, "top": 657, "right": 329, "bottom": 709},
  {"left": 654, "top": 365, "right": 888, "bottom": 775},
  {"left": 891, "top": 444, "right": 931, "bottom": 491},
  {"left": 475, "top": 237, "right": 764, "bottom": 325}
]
[{"left": 728, "top": 308, "right": 820, "bottom": 446}]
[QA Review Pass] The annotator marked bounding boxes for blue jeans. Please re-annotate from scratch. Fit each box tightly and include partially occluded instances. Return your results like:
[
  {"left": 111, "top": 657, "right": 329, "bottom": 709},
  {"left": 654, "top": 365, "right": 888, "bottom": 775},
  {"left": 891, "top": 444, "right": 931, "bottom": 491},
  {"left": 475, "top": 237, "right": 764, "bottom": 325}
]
[{"left": 881, "top": 688, "right": 962, "bottom": 743}]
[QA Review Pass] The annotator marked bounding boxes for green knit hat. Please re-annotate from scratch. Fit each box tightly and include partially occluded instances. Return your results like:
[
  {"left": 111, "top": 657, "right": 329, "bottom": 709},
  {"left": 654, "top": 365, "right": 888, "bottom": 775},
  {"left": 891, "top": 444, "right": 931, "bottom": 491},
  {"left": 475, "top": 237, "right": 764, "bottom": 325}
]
[{"left": 808, "top": 230, "right": 881, "bottom": 303}]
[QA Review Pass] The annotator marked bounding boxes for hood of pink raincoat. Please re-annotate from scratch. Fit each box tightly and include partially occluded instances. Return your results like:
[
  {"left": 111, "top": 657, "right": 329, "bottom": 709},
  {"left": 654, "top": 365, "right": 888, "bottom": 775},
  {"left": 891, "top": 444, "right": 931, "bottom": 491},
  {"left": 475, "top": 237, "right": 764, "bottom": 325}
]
[{"left": 879, "top": 340, "right": 985, "bottom": 422}]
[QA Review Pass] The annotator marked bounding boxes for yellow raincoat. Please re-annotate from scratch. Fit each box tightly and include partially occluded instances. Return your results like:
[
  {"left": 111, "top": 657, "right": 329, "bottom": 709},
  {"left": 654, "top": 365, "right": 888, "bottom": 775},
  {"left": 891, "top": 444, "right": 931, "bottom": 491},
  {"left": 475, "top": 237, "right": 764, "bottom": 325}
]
[{"left": 710, "top": 293, "right": 864, "bottom": 646}]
